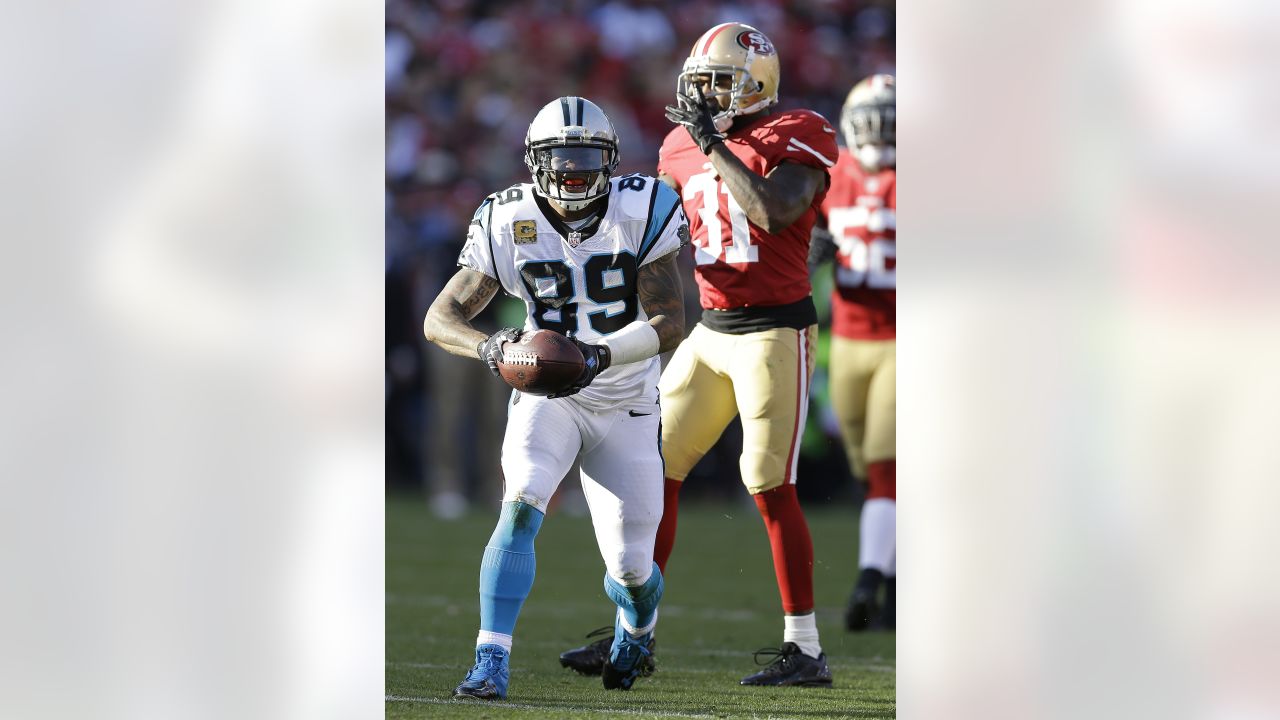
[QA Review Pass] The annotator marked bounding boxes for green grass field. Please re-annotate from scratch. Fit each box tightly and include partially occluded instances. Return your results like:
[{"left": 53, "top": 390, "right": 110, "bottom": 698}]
[{"left": 387, "top": 493, "right": 895, "bottom": 719}]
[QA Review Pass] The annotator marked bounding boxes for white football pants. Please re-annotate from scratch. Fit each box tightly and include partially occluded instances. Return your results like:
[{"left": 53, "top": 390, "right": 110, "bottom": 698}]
[{"left": 500, "top": 392, "right": 664, "bottom": 585}]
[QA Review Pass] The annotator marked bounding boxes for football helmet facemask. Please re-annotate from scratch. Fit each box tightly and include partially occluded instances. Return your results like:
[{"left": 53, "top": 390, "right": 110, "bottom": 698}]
[
  {"left": 841, "top": 74, "right": 896, "bottom": 172},
  {"left": 677, "top": 22, "right": 780, "bottom": 132},
  {"left": 524, "top": 97, "right": 620, "bottom": 212}
]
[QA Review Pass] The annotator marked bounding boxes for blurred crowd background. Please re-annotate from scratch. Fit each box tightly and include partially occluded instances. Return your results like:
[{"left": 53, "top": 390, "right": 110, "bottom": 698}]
[{"left": 386, "top": 0, "right": 896, "bottom": 516}]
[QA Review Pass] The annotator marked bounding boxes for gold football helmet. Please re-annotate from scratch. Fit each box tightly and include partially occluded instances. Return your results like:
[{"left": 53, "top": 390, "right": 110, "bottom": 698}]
[
  {"left": 678, "top": 22, "right": 780, "bottom": 131},
  {"left": 841, "top": 74, "right": 896, "bottom": 171}
]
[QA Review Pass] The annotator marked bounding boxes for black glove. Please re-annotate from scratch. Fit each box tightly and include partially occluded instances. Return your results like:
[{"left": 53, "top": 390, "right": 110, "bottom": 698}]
[
  {"left": 807, "top": 226, "right": 837, "bottom": 272},
  {"left": 664, "top": 86, "right": 726, "bottom": 155},
  {"left": 548, "top": 333, "right": 612, "bottom": 398},
  {"left": 476, "top": 327, "right": 523, "bottom": 378}
]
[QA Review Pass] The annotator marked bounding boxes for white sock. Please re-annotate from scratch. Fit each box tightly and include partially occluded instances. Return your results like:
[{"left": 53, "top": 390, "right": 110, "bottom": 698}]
[
  {"left": 476, "top": 630, "right": 512, "bottom": 653},
  {"left": 783, "top": 612, "right": 822, "bottom": 658},
  {"left": 859, "top": 498, "right": 896, "bottom": 573}
]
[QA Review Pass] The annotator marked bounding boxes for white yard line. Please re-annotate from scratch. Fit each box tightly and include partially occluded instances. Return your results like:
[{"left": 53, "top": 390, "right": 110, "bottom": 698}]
[{"left": 385, "top": 694, "right": 719, "bottom": 718}]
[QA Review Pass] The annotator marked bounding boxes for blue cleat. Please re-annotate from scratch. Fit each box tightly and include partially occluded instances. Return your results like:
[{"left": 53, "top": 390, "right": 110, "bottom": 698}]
[
  {"left": 453, "top": 643, "right": 510, "bottom": 700},
  {"left": 601, "top": 622, "right": 653, "bottom": 691}
]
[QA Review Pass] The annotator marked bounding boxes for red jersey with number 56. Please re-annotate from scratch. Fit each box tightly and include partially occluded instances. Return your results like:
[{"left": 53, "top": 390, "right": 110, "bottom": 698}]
[
  {"left": 821, "top": 148, "right": 896, "bottom": 340},
  {"left": 658, "top": 109, "right": 839, "bottom": 310}
]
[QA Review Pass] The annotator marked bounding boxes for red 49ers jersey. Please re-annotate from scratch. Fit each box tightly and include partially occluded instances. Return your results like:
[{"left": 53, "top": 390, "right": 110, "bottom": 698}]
[
  {"left": 821, "top": 148, "right": 896, "bottom": 339},
  {"left": 658, "top": 109, "right": 839, "bottom": 310}
]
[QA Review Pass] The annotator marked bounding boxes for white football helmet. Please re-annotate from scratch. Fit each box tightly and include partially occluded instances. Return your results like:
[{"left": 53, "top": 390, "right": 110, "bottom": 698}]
[
  {"left": 841, "top": 74, "right": 896, "bottom": 171},
  {"left": 677, "top": 22, "right": 781, "bottom": 132},
  {"left": 524, "top": 97, "right": 620, "bottom": 211}
]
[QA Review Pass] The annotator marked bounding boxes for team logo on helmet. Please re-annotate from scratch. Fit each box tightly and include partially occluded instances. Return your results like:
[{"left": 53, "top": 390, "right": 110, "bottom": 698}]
[{"left": 736, "top": 31, "right": 775, "bottom": 55}]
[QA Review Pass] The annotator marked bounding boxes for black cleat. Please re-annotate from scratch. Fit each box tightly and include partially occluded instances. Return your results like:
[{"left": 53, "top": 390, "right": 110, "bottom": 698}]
[
  {"left": 845, "top": 587, "right": 876, "bottom": 631},
  {"left": 560, "top": 625, "right": 656, "bottom": 677},
  {"left": 739, "top": 642, "right": 834, "bottom": 687},
  {"left": 845, "top": 568, "right": 884, "bottom": 632},
  {"left": 558, "top": 626, "right": 612, "bottom": 676},
  {"left": 872, "top": 577, "right": 896, "bottom": 630}
]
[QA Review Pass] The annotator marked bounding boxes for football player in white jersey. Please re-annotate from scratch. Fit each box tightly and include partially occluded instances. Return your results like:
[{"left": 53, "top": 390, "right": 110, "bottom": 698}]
[{"left": 423, "top": 96, "right": 689, "bottom": 700}]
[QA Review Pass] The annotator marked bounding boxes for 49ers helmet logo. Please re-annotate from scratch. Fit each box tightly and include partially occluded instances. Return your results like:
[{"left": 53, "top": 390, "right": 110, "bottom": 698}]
[{"left": 736, "top": 31, "right": 775, "bottom": 55}]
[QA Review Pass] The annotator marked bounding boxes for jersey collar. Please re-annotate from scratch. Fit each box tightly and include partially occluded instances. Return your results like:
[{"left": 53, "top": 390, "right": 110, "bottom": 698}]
[
  {"left": 727, "top": 108, "right": 774, "bottom": 137},
  {"left": 533, "top": 192, "right": 607, "bottom": 247}
]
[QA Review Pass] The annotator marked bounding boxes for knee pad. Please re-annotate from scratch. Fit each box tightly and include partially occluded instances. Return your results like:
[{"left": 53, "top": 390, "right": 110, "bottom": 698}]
[
  {"left": 740, "top": 447, "right": 786, "bottom": 494},
  {"left": 603, "top": 547, "right": 656, "bottom": 588}
]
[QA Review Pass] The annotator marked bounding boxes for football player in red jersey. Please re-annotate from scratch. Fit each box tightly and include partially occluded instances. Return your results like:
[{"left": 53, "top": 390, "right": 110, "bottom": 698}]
[
  {"left": 559, "top": 22, "right": 838, "bottom": 687},
  {"left": 813, "top": 74, "right": 897, "bottom": 632}
]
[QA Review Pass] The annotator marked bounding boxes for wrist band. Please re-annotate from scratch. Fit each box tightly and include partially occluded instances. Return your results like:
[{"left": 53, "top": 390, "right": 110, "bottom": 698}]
[{"left": 598, "top": 321, "right": 660, "bottom": 365}]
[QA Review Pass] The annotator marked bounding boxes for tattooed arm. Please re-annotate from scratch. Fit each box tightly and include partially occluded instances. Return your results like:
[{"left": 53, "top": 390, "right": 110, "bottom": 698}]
[
  {"left": 637, "top": 250, "right": 686, "bottom": 353},
  {"left": 423, "top": 268, "right": 502, "bottom": 358}
]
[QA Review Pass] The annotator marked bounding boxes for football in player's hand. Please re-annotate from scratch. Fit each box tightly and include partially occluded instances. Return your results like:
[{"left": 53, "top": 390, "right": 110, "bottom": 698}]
[{"left": 496, "top": 329, "right": 586, "bottom": 395}]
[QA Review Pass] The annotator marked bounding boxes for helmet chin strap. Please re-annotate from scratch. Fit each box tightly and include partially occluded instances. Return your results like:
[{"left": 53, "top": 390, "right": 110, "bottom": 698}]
[
  {"left": 542, "top": 183, "right": 599, "bottom": 212},
  {"left": 555, "top": 196, "right": 594, "bottom": 212}
]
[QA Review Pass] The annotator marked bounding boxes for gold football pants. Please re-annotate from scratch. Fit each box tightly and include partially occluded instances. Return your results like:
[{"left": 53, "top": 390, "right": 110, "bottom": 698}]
[
  {"left": 659, "top": 323, "right": 817, "bottom": 493},
  {"left": 828, "top": 336, "right": 896, "bottom": 479}
]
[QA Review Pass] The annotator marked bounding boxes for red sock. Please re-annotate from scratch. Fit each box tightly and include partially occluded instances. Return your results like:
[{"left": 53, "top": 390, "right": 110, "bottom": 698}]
[
  {"left": 866, "top": 460, "right": 896, "bottom": 500},
  {"left": 654, "top": 478, "right": 682, "bottom": 574},
  {"left": 753, "top": 484, "right": 815, "bottom": 613}
]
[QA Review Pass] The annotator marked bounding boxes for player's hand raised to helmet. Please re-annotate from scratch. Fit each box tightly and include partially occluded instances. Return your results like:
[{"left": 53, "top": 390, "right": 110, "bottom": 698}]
[
  {"left": 548, "top": 333, "right": 612, "bottom": 398},
  {"left": 477, "top": 327, "right": 523, "bottom": 377},
  {"left": 665, "top": 86, "right": 726, "bottom": 155}
]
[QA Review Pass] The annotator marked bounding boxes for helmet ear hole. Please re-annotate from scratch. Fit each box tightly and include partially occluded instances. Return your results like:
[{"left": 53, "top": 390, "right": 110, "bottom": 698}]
[{"left": 756, "top": 81, "right": 764, "bottom": 92}]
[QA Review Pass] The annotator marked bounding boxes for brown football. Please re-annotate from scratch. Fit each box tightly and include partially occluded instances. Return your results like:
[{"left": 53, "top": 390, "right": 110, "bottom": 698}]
[{"left": 496, "top": 329, "right": 586, "bottom": 396}]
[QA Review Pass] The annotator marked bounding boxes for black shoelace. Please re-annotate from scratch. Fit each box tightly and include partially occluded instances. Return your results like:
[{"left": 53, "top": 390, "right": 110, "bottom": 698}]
[
  {"left": 585, "top": 625, "right": 613, "bottom": 651},
  {"left": 751, "top": 646, "right": 800, "bottom": 673}
]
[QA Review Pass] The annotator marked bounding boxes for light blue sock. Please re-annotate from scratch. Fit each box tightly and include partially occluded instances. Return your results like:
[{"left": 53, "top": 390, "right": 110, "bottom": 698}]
[
  {"left": 603, "top": 562, "right": 663, "bottom": 635},
  {"left": 478, "top": 501, "right": 544, "bottom": 636}
]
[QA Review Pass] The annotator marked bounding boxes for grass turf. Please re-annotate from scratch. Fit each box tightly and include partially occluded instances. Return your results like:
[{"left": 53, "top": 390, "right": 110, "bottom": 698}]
[{"left": 387, "top": 493, "right": 895, "bottom": 719}]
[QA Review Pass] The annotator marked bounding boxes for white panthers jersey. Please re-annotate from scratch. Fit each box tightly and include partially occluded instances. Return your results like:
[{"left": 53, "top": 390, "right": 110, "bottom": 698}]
[{"left": 459, "top": 174, "right": 690, "bottom": 412}]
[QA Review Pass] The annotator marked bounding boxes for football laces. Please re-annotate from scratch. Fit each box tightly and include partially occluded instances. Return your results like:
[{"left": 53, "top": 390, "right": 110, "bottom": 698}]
[{"left": 502, "top": 350, "right": 539, "bottom": 366}]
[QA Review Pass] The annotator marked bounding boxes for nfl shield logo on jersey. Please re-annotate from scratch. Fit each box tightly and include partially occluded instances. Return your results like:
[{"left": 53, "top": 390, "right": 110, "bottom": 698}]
[{"left": 567, "top": 231, "right": 583, "bottom": 247}]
